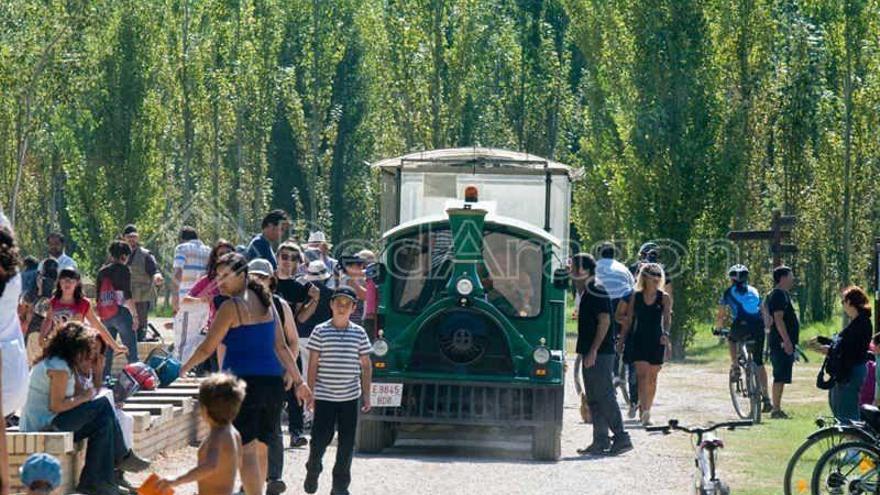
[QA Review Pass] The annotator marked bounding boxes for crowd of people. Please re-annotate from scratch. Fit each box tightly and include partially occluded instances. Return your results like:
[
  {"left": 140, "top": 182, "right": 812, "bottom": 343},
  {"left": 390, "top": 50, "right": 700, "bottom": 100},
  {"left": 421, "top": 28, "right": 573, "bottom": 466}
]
[
  {"left": 571, "top": 242, "right": 876, "bottom": 457},
  {"left": 0, "top": 208, "right": 377, "bottom": 495},
  {"left": 0, "top": 202, "right": 877, "bottom": 492}
]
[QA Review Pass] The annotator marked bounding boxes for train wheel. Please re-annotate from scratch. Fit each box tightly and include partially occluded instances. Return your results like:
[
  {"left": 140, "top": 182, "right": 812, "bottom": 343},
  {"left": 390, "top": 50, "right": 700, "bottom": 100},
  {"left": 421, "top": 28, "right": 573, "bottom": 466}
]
[
  {"left": 531, "top": 426, "right": 561, "bottom": 461},
  {"left": 356, "top": 419, "right": 393, "bottom": 454}
]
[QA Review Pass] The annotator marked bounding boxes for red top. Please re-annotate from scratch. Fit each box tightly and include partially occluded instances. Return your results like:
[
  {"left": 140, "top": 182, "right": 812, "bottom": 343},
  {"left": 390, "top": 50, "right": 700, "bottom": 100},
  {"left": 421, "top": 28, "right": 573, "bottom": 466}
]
[{"left": 49, "top": 297, "right": 91, "bottom": 326}]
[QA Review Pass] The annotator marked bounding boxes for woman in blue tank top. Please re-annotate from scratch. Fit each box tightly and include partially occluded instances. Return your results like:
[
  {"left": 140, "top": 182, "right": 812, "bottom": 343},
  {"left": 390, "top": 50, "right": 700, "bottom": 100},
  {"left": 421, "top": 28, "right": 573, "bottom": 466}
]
[{"left": 180, "top": 253, "right": 311, "bottom": 495}]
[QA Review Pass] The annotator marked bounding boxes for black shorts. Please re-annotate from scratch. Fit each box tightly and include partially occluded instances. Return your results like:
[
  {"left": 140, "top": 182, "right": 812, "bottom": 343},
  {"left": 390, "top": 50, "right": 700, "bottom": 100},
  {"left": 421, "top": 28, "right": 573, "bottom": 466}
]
[
  {"left": 730, "top": 319, "right": 765, "bottom": 367},
  {"left": 233, "top": 375, "right": 284, "bottom": 445},
  {"left": 769, "top": 343, "right": 795, "bottom": 384}
]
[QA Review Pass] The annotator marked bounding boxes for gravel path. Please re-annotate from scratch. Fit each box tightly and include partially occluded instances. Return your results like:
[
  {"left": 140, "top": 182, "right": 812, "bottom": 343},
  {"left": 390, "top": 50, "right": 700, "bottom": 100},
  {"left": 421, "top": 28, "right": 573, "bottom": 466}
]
[{"left": 129, "top": 355, "right": 763, "bottom": 495}]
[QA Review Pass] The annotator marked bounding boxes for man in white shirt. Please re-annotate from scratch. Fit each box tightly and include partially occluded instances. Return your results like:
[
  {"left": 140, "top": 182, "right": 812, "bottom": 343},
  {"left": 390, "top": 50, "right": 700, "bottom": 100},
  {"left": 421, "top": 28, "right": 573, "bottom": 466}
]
[
  {"left": 40, "top": 232, "right": 77, "bottom": 272},
  {"left": 171, "top": 226, "right": 210, "bottom": 314},
  {"left": 594, "top": 242, "right": 635, "bottom": 301}
]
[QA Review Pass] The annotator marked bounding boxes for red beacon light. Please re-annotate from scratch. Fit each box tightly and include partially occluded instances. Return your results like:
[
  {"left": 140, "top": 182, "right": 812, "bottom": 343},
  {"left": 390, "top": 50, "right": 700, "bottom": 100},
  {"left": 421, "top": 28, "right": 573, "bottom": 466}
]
[{"left": 464, "top": 186, "right": 479, "bottom": 203}]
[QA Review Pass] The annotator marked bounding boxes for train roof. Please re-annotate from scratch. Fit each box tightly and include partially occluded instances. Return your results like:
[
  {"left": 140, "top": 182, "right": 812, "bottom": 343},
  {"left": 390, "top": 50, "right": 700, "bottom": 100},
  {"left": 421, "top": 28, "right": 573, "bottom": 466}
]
[
  {"left": 371, "top": 147, "right": 583, "bottom": 180},
  {"left": 381, "top": 212, "right": 562, "bottom": 248}
]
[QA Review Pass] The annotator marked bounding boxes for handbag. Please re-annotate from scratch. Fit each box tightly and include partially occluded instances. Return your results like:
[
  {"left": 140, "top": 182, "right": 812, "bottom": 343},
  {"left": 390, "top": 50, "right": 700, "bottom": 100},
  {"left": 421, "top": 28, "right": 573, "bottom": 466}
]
[{"left": 816, "top": 356, "right": 835, "bottom": 390}]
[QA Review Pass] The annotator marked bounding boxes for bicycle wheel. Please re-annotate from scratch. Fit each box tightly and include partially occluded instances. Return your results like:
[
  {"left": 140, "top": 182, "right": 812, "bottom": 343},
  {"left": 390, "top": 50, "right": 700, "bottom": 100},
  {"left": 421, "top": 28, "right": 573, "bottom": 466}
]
[
  {"left": 784, "top": 426, "right": 873, "bottom": 495},
  {"left": 729, "top": 363, "right": 750, "bottom": 420},
  {"left": 745, "top": 361, "right": 762, "bottom": 424},
  {"left": 811, "top": 441, "right": 880, "bottom": 494}
]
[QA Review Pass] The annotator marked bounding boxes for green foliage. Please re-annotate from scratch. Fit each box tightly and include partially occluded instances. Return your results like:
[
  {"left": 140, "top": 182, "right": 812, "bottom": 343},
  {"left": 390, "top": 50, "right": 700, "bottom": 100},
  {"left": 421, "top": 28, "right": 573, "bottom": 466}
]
[{"left": 2, "top": 0, "right": 879, "bottom": 357}]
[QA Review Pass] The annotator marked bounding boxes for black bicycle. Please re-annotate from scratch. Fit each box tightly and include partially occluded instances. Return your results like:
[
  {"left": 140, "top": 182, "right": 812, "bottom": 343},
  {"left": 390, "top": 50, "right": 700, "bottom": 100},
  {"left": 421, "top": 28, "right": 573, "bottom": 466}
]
[
  {"left": 783, "top": 408, "right": 880, "bottom": 495},
  {"left": 647, "top": 418, "right": 754, "bottom": 494},
  {"left": 714, "top": 328, "right": 763, "bottom": 423}
]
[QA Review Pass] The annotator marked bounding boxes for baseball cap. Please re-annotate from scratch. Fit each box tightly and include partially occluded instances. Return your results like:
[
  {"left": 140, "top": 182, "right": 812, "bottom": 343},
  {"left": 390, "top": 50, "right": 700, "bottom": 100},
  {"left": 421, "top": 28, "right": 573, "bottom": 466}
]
[
  {"left": 247, "top": 258, "right": 273, "bottom": 277},
  {"left": 20, "top": 453, "right": 62, "bottom": 491},
  {"left": 330, "top": 286, "right": 357, "bottom": 303}
]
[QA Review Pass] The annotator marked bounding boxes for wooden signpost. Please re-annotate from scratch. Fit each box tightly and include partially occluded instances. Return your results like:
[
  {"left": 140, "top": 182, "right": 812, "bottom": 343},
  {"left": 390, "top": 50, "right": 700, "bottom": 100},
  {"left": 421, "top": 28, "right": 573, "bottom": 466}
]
[{"left": 727, "top": 210, "right": 798, "bottom": 268}]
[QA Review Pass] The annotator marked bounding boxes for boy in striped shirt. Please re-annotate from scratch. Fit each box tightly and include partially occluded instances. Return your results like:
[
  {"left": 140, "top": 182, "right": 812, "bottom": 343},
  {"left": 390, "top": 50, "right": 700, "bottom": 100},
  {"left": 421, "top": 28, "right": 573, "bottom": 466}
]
[{"left": 304, "top": 286, "right": 372, "bottom": 495}]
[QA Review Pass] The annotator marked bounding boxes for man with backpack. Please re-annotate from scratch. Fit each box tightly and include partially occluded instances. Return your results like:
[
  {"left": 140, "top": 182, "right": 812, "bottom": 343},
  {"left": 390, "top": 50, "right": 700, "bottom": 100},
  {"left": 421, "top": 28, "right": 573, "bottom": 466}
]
[
  {"left": 715, "top": 264, "right": 772, "bottom": 413},
  {"left": 96, "top": 240, "right": 139, "bottom": 377}
]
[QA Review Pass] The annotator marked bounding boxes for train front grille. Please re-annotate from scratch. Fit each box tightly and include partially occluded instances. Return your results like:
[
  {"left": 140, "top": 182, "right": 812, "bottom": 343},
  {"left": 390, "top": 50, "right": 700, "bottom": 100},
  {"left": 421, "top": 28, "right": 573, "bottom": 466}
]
[{"left": 368, "top": 381, "right": 561, "bottom": 427}]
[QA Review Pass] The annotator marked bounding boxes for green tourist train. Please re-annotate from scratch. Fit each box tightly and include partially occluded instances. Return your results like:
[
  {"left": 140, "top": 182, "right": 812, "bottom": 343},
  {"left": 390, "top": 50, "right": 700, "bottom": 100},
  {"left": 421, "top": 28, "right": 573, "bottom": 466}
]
[{"left": 357, "top": 148, "right": 580, "bottom": 461}]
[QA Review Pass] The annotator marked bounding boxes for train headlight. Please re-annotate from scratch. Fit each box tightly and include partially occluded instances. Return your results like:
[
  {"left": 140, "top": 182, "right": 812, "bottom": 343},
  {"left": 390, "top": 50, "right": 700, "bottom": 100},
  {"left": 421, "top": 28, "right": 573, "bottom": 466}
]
[
  {"left": 455, "top": 278, "right": 474, "bottom": 296},
  {"left": 372, "top": 339, "right": 389, "bottom": 357},
  {"left": 533, "top": 346, "right": 551, "bottom": 365}
]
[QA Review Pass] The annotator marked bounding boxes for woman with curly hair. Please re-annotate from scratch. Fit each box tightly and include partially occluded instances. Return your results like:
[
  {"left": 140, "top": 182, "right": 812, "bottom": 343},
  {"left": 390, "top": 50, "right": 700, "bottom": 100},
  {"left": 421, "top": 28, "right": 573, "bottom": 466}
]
[{"left": 20, "top": 322, "right": 149, "bottom": 495}]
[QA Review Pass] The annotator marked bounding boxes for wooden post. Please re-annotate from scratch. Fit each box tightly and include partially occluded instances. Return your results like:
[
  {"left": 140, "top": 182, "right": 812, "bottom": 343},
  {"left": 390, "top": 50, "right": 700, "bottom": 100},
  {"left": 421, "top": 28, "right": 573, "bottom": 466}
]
[
  {"left": 727, "top": 210, "right": 797, "bottom": 269},
  {"left": 771, "top": 210, "right": 783, "bottom": 267}
]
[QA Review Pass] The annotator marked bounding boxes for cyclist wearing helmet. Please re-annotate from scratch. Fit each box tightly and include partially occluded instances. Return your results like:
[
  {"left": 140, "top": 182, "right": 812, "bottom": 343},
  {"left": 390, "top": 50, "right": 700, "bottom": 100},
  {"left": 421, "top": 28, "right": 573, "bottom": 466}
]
[{"left": 715, "top": 264, "right": 771, "bottom": 413}]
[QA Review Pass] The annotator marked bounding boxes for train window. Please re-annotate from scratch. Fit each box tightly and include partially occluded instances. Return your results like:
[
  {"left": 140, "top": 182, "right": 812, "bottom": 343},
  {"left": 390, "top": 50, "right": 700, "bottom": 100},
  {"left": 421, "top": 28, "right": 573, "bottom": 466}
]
[
  {"left": 481, "top": 233, "right": 543, "bottom": 318},
  {"left": 390, "top": 228, "right": 454, "bottom": 312},
  {"left": 390, "top": 228, "right": 543, "bottom": 318}
]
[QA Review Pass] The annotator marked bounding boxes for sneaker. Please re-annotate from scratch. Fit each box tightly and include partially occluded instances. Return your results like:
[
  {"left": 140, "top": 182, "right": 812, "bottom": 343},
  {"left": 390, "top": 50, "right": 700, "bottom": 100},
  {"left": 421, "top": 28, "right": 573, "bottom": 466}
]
[
  {"left": 304, "top": 471, "right": 319, "bottom": 494},
  {"left": 640, "top": 410, "right": 652, "bottom": 427},
  {"left": 607, "top": 436, "right": 634, "bottom": 456},
  {"left": 627, "top": 404, "right": 638, "bottom": 420},
  {"left": 290, "top": 436, "right": 309, "bottom": 448},
  {"left": 116, "top": 470, "right": 135, "bottom": 492},
  {"left": 771, "top": 409, "right": 791, "bottom": 420},
  {"left": 118, "top": 450, "right": 151, "bottom": 473},
  {"left": 266, "top": 479, "right": 287, "bottom": 495},
  {"left": 576, "top": 443, "right": 610, "bottom": 456},
  {"left": 762, "top": 398, "right": 773, "bottom": 413},
  {"left": 330, "top": 489, "right": 351, "bottom": 495}
]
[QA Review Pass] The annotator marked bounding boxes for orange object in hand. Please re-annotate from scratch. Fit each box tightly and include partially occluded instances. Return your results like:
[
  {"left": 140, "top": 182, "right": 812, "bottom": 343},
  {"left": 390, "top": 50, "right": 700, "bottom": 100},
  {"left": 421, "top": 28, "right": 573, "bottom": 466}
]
[{"left": 138, "top": 473, "right": 174, "bottom": 495}]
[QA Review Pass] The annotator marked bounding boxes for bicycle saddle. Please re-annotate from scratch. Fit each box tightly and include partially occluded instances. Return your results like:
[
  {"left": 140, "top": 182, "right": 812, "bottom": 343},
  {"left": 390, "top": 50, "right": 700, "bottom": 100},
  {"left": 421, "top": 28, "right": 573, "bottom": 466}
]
[
  {"left": 859, "top": 404, "right": 880, "bottom": 432},
  {"left": 699, "top": 438, "right": 725, "bottom": 451}
]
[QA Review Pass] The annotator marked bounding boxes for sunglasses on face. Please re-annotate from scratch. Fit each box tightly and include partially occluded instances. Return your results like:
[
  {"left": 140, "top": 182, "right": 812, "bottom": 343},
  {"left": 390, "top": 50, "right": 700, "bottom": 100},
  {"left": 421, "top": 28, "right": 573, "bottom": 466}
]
[
  {"left": 644, "top": 271, "right": 661, "bottom": 278},
  {"left": 279, "top": 253, "right": 300, "bottom": 261}
]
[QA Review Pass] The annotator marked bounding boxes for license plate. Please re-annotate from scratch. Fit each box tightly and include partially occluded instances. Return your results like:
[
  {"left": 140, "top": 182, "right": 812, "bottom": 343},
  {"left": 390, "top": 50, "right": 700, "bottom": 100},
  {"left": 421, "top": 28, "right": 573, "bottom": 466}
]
[{"left": 370, "top": 383, "right": 403, "bottom": 407}]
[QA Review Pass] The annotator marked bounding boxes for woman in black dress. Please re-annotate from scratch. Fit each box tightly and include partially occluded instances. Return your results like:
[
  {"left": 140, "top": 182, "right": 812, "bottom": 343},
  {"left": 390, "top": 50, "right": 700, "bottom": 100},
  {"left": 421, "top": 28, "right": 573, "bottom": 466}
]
[{"left": 617, "top": 263, "right": 672, "bottom": 426}]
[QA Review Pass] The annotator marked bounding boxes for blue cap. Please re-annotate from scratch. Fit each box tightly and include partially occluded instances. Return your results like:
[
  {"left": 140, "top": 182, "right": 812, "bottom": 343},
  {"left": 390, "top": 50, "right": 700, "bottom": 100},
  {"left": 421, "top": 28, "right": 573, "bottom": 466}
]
[{"left": 20, "top": 453, "right": 62, "bottom": 489}]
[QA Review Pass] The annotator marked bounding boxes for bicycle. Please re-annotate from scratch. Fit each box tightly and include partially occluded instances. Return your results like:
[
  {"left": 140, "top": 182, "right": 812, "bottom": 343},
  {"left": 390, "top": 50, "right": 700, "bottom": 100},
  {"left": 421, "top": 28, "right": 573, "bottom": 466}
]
[
  {"left": 646, "top": 418, "right": 753, "bottom": 494},
  {"left": 783, "top": 408, "right": 880, "bottom": 494},
  {"left": 714, "top": 328, "right": 763, "bottom": 423},
  {"left": 810, "top": 440, "right": 879, "bottom": 494}
]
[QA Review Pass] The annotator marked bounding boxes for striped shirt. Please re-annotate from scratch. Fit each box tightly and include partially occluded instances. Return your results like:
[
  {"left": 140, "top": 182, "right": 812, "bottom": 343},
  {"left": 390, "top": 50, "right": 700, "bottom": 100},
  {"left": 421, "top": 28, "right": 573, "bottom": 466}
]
[
  {"left": 173, "top": 240, "right": 210, "bottom": 296},
  {"left": 307, "top": 320, "right": 371, "bottom": 402}
]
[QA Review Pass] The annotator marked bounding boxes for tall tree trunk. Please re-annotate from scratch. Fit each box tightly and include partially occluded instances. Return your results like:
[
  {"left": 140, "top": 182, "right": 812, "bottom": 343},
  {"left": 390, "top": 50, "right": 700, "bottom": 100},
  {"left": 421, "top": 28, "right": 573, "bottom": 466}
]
[
  {"left": 841, "top": 6, "right": 854, "bottom": 286},
  {"left": 430, "top": 0, "right": 444, "bottom": 149}
]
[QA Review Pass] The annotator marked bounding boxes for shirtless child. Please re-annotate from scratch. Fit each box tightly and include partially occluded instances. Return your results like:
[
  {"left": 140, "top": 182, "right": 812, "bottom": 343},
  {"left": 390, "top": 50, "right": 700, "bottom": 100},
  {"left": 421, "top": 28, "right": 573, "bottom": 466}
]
[{"left": 156, "top": 373, "right": 245, "bottom": 495}]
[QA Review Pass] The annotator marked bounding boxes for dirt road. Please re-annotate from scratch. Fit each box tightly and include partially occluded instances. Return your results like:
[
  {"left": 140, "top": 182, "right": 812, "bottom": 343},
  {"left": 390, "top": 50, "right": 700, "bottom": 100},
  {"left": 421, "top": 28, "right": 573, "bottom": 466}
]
[{"left": 132, "top": 354, "right": 793, "bottom": 495}]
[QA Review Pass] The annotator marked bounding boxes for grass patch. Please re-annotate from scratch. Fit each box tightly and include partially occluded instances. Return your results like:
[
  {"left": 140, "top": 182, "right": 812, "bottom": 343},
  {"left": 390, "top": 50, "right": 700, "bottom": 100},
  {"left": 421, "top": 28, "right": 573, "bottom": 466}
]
[
  {"left": 690, "top": 315, "right": 849, "bottom": 494},
  {"left": 685, "top": 315, "right": 844, "bottom": 365}
]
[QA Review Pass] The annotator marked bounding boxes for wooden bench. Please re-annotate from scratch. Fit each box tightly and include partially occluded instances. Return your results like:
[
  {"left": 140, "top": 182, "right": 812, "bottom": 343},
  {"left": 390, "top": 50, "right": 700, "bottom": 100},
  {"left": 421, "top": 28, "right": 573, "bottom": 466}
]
[{"left": 7, "top": 378, "right": 207, "bottom": 492}]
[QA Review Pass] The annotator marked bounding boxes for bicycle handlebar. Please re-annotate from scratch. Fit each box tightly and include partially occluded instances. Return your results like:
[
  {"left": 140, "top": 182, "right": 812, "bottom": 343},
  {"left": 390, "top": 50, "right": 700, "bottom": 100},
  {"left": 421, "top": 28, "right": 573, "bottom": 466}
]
[{"left": 645, "top": 419, "right": 754, "bottom": 435}]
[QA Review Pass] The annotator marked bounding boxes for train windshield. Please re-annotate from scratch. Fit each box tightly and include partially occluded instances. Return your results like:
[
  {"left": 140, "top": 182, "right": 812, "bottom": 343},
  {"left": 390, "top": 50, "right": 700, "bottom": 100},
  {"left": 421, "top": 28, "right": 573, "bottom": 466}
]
[{"left": 390, "top": 228, "right": 543, "bottom": 318}]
